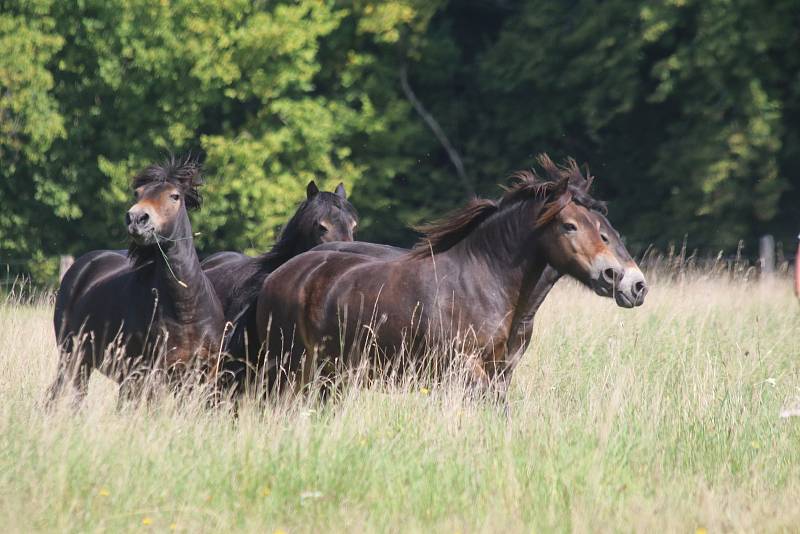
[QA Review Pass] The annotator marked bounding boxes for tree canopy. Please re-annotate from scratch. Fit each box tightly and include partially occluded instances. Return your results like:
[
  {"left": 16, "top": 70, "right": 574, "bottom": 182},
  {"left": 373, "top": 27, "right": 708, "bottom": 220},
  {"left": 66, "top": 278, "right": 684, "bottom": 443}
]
[{"left": 2, "top": 0, "right": 798, "bottom": 282}]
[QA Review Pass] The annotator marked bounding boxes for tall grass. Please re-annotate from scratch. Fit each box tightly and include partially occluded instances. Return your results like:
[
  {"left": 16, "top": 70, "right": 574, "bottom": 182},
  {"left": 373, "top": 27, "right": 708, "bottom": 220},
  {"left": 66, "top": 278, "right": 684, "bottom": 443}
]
[{"left": 1, "top": 274, "right": 798, "bottom": 533}]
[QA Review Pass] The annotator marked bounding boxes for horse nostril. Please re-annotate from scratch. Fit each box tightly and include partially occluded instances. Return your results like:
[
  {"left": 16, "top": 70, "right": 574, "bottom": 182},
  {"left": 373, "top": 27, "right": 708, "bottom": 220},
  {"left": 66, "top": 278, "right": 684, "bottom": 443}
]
[
  {"left": 634, "top": 280, "right": 647, "bottom": 296},
  {"left": 127, "top": 211, "right": 150, "bottom": 229},
  {"left": 602, "top": 268, "right": 617, "bottom": 284}
]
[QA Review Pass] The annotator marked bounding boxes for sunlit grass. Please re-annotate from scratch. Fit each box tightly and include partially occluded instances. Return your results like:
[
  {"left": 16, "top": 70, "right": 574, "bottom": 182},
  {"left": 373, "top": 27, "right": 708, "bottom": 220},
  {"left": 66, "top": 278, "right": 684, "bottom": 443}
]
[{"left": 1, "top": 276, "right": 798, "bottom": 532}]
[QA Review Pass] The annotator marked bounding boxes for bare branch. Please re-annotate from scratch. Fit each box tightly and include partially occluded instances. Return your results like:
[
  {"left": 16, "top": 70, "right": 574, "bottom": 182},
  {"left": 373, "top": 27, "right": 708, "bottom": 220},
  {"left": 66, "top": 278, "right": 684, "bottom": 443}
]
[{"left": 400, "top": 65, "right": 474, "bottom": 198}]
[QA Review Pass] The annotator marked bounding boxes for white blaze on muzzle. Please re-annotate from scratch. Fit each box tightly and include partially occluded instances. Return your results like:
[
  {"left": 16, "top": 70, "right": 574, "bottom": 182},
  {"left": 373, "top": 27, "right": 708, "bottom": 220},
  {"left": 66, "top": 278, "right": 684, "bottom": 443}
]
[{"left": 616, "top": 266, "right": 647, "bottom": 307}]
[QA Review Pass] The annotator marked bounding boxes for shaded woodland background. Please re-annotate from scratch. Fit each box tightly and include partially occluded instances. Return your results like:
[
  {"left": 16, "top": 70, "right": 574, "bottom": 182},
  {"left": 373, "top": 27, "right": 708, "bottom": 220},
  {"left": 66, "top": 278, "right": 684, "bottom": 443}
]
[{"left": 2, "top": 0, "right": 799, "bottom": 282}]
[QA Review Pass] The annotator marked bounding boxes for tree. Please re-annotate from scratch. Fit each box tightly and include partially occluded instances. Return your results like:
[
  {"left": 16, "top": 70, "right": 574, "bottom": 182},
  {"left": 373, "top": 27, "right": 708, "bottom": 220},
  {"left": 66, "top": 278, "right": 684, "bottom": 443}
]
[
  {"left": 3, "top": 0, "right": 800, "bottom": 285},
  {"left": 0, "top": 0, "right": 65, "bottom": 268}
]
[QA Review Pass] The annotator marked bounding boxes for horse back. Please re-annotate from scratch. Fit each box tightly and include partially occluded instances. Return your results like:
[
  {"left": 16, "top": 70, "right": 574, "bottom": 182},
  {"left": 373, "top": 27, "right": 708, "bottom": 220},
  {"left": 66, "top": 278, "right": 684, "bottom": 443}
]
[
  {"left": 258, "top": 250, "right": 431, "bottom": 361},
  {"left": 54, "top": 250, "right": 129, "bottom": 345},
  {"left": 312, "top": 241, "right": 407, "bottom": 259}
]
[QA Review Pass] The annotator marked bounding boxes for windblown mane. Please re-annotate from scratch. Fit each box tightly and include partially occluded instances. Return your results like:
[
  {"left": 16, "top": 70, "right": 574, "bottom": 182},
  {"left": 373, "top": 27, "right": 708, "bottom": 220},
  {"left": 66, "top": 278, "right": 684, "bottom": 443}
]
[
  {"left": 410, "top": 199, "right": 500, "bottom": 258},
  {"left": 128, "top": 154, "right": 204, "bottom": 268},
  {"left": 410, "top": 153, "right": 606, "bottom": 258}
]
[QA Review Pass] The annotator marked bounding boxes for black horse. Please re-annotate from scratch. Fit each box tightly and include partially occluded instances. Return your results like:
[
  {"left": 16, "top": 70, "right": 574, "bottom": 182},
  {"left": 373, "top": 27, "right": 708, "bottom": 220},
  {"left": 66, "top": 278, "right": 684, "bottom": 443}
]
[
  {"left": 48, "top": 157, "right": 226, "bottom": 406},
  {"left": 202, "top": 181, "right": 358, "bottom": 390}
]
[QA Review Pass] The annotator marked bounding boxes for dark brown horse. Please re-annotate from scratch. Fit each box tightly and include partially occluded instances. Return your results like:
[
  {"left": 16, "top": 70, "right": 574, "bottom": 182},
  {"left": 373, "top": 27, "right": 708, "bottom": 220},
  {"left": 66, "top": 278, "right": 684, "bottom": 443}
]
[
  {"left": 202, "top": 181, "right": 358, "bottom": 389},
  {"left": 257, "top": 155, "right": 647, "bottom": 398},
  {"left": 48, "top": 157, "right": 226, "bottom": 406}
]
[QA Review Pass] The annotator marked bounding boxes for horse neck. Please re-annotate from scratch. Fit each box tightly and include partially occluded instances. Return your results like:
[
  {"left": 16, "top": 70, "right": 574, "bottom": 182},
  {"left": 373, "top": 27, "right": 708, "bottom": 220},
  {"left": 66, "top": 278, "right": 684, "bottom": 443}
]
[
  {"left": 257, "top": 212, "right": 317, "bottom": 272},
  {"left": 507, "top": 267, "right": 562, "bottom": 357},
  {"left": 440, "top": 201, "right": 549, "bottom": 314},
  {"left": 153, "top": 216, "right": 215, "bottom": 322}
]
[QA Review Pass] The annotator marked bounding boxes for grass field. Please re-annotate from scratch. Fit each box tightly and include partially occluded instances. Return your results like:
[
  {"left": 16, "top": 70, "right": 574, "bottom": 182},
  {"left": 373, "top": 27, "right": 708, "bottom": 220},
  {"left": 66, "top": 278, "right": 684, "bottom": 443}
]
[{"left": 1, "top": 274, "right": 799, "bottom": 533}]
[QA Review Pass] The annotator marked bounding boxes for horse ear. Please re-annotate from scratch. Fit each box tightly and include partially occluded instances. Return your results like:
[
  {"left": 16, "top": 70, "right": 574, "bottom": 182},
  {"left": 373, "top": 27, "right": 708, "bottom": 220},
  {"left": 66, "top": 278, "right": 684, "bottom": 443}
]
[
  {"left": 306, "top": 181, "right": 319, "bottom": 199},
  {"left": 583, "top": 174, "right": 594, "bottom": 193},
  {"left": 334, "top": 182, "right": 347, "bottom": 199},
  {"left": 581, "top": 162, "right": 594, "bottom": 193},
  {"left": 550, "top": 175, "right": 570, "bottom": 199}
]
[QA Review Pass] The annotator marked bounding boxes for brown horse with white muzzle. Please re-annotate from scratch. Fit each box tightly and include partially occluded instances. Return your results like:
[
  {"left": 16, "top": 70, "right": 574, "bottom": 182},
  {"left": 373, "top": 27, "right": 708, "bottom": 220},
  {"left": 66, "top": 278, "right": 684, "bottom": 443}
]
[
  {"left": 257, "top": 155, "right": 647, "bottom": 399},
  {"left": 48, "top": 157, "right": 226, "bottom": 407}
]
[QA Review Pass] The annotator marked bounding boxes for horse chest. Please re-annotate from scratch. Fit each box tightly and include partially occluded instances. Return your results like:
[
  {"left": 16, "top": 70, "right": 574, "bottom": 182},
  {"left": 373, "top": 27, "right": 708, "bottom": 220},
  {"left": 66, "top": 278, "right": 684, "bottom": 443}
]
[{"left": 128, "top": 294, "right": 211, "bottom": 363}]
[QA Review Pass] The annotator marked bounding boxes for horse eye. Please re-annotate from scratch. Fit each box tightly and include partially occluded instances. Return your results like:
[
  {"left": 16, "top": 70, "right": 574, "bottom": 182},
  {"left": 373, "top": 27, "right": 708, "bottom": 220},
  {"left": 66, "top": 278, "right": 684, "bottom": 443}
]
[
  {"left": 600, "top": 233, "right": 610, "bottom": 244},
  {"left": 562, "top": 222, "right": 578, "bottom": 233},
  {"left": 318, "top": 223, "right": 328, "bottom": 233},
  {"left": 170, "top": 193, "right": 180, "bottom": 201}
]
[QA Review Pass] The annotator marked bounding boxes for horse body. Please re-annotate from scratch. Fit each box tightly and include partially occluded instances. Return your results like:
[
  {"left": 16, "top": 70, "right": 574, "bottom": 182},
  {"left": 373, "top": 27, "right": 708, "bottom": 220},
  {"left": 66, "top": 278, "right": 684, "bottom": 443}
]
[
  {"left": 259, "top": 208, "right": 550, "bottom": 392},
  {"left": 257, "top": 155, "right": 648, "bottom": 396},
  {"left": 48, "top": 158, "right": 225, "bottom": 406},
  {"left": 311, "top": 240, "right": 561, "bottom": 371}
]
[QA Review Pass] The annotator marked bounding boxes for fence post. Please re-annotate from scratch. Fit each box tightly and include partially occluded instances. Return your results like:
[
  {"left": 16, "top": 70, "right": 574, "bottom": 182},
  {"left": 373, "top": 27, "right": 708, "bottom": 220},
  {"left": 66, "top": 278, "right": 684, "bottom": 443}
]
[
  {"left": 795, "top": 234, "right": 800, "bottom": 297},
  {"left": 59, "top": 255, "right": 74, "bottom": 282},
  {"left": 759, "top": 235, "right": 775, "bottom": 275}
]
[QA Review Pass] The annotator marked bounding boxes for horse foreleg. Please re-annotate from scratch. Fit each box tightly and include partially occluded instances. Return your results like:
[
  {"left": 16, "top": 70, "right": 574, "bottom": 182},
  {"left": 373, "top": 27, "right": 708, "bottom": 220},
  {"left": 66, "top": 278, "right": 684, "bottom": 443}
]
[
  {"left": 466, "top": 355, "right": 514, "bottom": 412},
  {"left": 116, "top": 372, "right": 149, "bottom": 411},
  {"left": 45, "top": 348, "right": 91, "bottom": 410},
  {"left": 466, "top": 356, "right": 491, "bottom": 396}
]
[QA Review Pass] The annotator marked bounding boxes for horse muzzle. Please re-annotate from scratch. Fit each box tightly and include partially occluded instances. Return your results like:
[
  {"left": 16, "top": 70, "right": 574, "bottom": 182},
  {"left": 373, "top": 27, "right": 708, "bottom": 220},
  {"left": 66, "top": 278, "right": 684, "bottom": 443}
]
[
  {"left": 589, "top": 260, "right": 648, "bottom": 308},
  {"left": 590, "top": 260, "right": 623, "bottom": 298},
  {"left": 126, "top": 209, "right": 156, "bottom": 244},
  {"left": 613, "top": 268, "right": 648, "bottom": 308}
]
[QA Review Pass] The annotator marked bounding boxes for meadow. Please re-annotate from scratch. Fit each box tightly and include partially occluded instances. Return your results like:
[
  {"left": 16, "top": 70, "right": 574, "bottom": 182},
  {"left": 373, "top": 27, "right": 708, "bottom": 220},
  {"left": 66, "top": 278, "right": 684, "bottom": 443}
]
[{"left": 1, "top": 273, "right": 799, "bottom": 533}]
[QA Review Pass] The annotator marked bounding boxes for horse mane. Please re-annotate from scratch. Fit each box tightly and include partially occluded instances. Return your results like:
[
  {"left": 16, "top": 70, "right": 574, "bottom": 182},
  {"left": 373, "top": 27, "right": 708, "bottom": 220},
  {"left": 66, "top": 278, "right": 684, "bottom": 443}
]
[
  {"left": 410, "top": 154, "right": 606, "bottom": 258},
  {"left": 128, "top": 154, "right": 204, "bottom": 268},
  {"left": 409, "top": 200, "right": 500, "bottom": 258},
  {"left": 251, "top": 200, "right": 313, "bottom": 273}
]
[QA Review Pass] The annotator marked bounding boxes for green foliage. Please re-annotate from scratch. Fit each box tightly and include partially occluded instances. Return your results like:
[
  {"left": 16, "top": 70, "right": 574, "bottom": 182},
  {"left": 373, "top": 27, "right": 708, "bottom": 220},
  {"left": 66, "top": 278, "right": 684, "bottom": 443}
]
[
  {"left": 425, "top": 0, "right": 798, "bottom": 252},
  {"left": 0, "top": 0, "right": 65, "bottom": 259},
  {"left": 2, "top": 0, "right": 799, "bottom": 280}
]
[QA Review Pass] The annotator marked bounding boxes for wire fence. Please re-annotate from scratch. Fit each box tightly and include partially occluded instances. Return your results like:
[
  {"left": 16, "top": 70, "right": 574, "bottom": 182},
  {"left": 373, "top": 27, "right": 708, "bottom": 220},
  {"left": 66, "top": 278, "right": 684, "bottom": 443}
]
[{"left": 1, "top": 260, "right": 37, "bottom": 289}]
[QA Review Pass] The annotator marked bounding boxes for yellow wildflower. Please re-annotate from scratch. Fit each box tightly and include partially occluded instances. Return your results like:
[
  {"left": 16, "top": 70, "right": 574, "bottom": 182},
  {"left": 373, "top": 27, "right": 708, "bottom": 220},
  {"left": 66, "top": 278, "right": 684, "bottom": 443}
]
[
  {"left": 98, "top": 488, "right": 110, "bottom": 497},
  {"left": 142, "top": 517, "right": 153, "bottom": 526}
]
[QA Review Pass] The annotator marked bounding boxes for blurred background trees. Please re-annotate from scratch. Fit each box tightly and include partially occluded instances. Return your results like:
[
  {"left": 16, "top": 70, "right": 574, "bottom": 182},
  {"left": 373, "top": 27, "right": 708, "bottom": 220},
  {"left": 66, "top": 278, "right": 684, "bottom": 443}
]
[{"left": 1, "top": 0, "right": 798, "bottom": 282}]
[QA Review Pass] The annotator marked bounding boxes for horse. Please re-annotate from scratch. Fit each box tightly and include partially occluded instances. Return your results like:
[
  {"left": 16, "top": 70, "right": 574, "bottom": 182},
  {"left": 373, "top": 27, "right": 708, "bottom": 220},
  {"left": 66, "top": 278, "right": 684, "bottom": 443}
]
[
  {"left": 201, "top": 181, "right": 358, "bottom": 390},
  {"left": 47, "top": 156, "right": 226, "bottom": 407},
  {"left": 256, "top": 155, "right": 648, "bottom": 399},
  {"left": 314, "top": 241, "right": 564, "bottom": 378}
]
